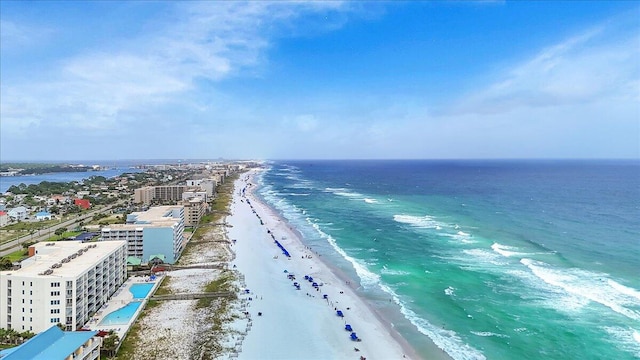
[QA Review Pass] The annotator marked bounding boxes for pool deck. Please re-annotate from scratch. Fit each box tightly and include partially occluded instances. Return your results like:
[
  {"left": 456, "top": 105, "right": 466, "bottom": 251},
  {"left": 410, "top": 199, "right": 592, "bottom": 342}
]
[{"left": 85, "top": 275, "right": 162, "bottom": 340}]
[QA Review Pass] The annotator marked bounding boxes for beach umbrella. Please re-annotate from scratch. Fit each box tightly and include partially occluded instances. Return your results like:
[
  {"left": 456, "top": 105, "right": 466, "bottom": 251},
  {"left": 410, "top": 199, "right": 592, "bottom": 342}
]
[
  {"left": 337, "top": 310, "right": 344, "bottom": 317},
  {"left": 323, "top": 294, "right": 328, "bottom": 299},
  {"left": 345, "top": 324, "right": 353, "bottom": 332},
  {"left": 350, "top": 332, "right": 358, "bottom": 341}
]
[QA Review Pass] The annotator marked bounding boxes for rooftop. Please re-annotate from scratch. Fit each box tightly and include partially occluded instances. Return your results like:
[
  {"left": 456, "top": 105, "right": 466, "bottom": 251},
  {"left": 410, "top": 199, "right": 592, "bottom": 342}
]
[
  {"left": 0, "top": 325, "right": 97, "bottom": 360},
  {"left": 2, "top": 241, "right": 126, "bottom": 278},
  {"left": 103, "top": 206, "right": 183, "bottom": 230}
]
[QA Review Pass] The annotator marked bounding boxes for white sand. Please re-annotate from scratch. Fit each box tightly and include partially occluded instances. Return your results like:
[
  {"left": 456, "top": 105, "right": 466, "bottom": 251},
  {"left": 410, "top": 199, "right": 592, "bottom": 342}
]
[{"left": 228, "top": 170, "right": 417, "bottom": 360}]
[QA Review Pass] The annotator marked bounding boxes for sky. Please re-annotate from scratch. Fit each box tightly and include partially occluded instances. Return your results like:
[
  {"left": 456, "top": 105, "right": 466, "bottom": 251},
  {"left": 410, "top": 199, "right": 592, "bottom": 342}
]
[{"left": 1, "top": 1, "right": 639, "bottom": 161}]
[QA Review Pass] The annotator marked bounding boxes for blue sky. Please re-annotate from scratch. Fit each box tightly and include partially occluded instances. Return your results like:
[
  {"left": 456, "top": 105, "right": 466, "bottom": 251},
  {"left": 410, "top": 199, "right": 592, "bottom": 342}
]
[{"left": 1, "top": 1, "right": 638, "bottom": 160}]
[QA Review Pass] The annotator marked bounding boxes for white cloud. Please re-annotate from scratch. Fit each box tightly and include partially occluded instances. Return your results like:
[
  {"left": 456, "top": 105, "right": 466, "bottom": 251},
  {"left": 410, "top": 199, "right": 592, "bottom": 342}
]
[
  {"left": 0, "top": 1, "right": 352, "bottom": 141},
  {"left": 453, "top": 25, "right": 640, "bottom": 115}
]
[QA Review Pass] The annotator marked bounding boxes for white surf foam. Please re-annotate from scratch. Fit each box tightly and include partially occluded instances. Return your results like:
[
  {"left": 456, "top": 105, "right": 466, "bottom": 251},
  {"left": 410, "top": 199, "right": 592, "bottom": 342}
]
[
  {"left": 380, "top": 265, "right": 410, "bottom": 276},
  {"left": 394, "top": 214, "right": 444, "bottom": 230},
  {"left": 460, "top": 249, "right": 509, "bottom": 266},
  {"left": 445, "top": 286, "right": 455, "bottom": 296},
  {"left": 603, "top": 326, "right": 640, "bottom": 358},
  {"left": 520, "top": 259, "right": 640, "bottom": 321},
  {"left": 378, "top": 283, "right": 487, "bottom": 360},
  {"left": 308, "top": 221, "right": 380, "bottom": 288},
  {"left": 608, "top": 279, "right": 640, "bottom": 302},
  {"left": 324, "top": 187, "right": 364, "bottom": 199},
  {"left": 491, "top": 243, "right": 529, "bottom": 257},
  {"left": 470, "top": 331, "right": 510, "bottom": 338},
  {"left": 364, "top": 198, "right": 378, "bottom": 204}
]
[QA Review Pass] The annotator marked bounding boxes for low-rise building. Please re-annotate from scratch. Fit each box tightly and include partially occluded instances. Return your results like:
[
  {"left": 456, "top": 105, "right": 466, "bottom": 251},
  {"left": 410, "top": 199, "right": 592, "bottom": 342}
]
[
  {"left": 0, "top": 325, "right": 102, "bottom": 360},
  {"left": 74, "top": 199, "right": 91, "bottom": 210},
  {"left": 8, "top": 206, "right": 28, "bottom": 221},
  {"left": 0, "top": 210, "right": 8, "bottom": 227},
  {"left": 0, "top": 241, "right": 127, "bottom": 333},
  {"left": 35, "top": 211, "right": 52, "bottom": 221}
]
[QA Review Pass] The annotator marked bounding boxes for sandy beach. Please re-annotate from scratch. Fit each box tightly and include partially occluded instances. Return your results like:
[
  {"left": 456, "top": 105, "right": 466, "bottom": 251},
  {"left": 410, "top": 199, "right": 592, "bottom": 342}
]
[{"left": 228, "top": 170, "right": 420, "bottom": 360}]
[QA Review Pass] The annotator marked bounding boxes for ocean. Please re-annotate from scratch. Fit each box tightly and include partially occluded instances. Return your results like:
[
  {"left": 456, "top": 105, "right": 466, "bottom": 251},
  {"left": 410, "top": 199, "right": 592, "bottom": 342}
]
[{"left": 255, "top": 160, "right": 640, "bottom": 360}]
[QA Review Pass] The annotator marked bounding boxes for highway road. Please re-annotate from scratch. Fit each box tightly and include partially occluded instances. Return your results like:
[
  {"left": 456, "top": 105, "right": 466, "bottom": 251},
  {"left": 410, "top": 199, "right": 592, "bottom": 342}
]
[{"left": 0, "top": 202, "right": 122, "bottom": 257}]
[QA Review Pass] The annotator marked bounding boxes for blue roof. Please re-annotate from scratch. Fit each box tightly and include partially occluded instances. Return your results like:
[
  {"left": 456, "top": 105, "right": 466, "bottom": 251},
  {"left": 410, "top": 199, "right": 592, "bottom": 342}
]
[
  {"left": 0, "top": 326, "right": 97, "bottom": 360},
  {"left": 36, "top": 211, "right": 51, "bottom": 216}
]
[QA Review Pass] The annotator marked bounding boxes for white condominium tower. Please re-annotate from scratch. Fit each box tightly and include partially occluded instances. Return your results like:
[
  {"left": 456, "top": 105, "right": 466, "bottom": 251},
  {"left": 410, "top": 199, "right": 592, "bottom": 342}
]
[{"left": 0, "top": 240, "right": 127, "bottom": 333}]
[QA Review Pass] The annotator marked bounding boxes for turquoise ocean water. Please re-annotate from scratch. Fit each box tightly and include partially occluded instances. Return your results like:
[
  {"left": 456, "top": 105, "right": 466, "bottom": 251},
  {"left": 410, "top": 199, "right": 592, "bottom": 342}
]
[{"left": 256, "top": 160, "right": 640, "bottom": 360}]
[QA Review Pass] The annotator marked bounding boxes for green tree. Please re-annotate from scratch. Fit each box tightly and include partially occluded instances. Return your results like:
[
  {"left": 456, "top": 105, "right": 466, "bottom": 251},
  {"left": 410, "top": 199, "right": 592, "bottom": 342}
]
[
  {"left": 101, "top": 332, "right": 120, "bottom": 357},
  {"left": 0, "top": 257, "right": 13, "bottom": 270},
  {"left": 54, "top": 227, "right": 67, "bottom": 236}
]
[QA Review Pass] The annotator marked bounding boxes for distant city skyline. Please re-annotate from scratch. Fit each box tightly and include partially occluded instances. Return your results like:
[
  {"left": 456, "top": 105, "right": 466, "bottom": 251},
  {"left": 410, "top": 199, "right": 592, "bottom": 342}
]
[{"left": 1, "top": 1, "right": 638, "bottom": 160}]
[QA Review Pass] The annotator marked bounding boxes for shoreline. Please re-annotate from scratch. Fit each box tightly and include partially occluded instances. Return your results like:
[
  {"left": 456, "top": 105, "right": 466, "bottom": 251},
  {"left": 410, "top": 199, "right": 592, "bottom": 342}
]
[{"left": 228, "top": 169, "right": 450, "bottom": 360}]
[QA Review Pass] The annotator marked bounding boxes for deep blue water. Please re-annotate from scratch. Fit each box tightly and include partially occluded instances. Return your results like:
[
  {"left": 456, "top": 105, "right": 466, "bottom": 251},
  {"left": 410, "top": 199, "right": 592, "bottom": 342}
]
[{"left": 256, "top": 160, "right": 640, "bottom": 360}]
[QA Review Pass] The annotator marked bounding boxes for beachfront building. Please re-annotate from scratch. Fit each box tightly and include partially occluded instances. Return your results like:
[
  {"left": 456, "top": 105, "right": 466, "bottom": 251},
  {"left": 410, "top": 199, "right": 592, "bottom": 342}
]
[
  {"left": 0, "top": 325, "right": 102, "bottom": 360},
  {"left": 181, "top": 190, "right": 208, "bottom": 202},
  {"left": 182, "top": 198, "right": 207, "bottom": 227},
  {"left": 100, "top": 206, "right": 185, "bottom": 264},
  {"left": 0, "top": 241, "right": 127, "bottom": 333}
]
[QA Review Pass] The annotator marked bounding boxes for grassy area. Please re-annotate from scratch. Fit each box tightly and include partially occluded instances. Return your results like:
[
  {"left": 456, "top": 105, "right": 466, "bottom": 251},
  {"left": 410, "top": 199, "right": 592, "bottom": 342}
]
[
  {"left": 114, "top": 276, "right": 171, "bottom": 359},
  {"left": 0, "top": 230, "right": 28, "bottom": 245},
  {"left": 5, "top": 248, "right": 29, "bottom": 262},
  {"left": 46, "top": 231, "right": 82, "bottom": 242},
  {"left": 1, "top": 218, "right": 62, "bottom": 231},
  {"left": 113, "top": 304, "right": 152, "bottom": 359},
  {"left": 152, "top": 276, "right": 173, "bottom": 296},
  {"left": 197, "top": 272, "right": 234, "bottom": 309}
]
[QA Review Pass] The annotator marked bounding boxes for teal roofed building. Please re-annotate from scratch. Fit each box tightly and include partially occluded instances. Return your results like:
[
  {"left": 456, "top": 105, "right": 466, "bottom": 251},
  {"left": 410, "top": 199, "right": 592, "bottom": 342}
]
[
  {"left": 127, "top": 256, "right": 142, "bottom": 266},
  {"left": 0, "top": 325, "right": 102, "bottom": 360}
]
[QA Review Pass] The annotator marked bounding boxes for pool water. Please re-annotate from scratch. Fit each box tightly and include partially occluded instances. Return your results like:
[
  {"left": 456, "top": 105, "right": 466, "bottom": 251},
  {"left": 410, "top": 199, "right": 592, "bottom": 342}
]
[
  {"left": 99, "top": 302, "right": 142, "bottom": 325},
  {"left": 130, "top": 283, "right": 154, "bottom": 299}
]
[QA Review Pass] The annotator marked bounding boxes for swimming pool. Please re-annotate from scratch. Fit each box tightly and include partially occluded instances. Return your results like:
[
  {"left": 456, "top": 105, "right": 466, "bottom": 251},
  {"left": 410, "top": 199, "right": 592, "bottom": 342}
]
[
  {"left": 130, "top": 283, "right": 154, "bottom": 299},
  {"left": 99, "top": 302, "right": 142, "bottom": 325}
]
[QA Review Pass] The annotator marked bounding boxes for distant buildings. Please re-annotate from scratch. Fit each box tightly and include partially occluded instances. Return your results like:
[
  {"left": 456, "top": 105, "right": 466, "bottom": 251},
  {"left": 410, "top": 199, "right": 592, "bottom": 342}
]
[
  {"left": 0, "top": 211, "right": 8, "bottom": 227},
  {"left": 0, "top": 325, "right": 102, "bottom": 360},
  {"left": 100, "top": 206, "right": 185, "bottom": 264},
  {"left": 134, "top": 185, "right": 190, "bottom": 205},
  {"left": 133, "top": 186, "right": 154, "bottom": 205},
  {"left": 0, "top": 241, "right": 127, "bottom": 333},
  {"left": 74, "top": 199, "right": 91, "bottom": 210},
  {"left": 35, "top": 211, "right": 52, "bottom": 221},
  {"left": 7, "top": 206, "right": 27, "bottom": 221}
]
